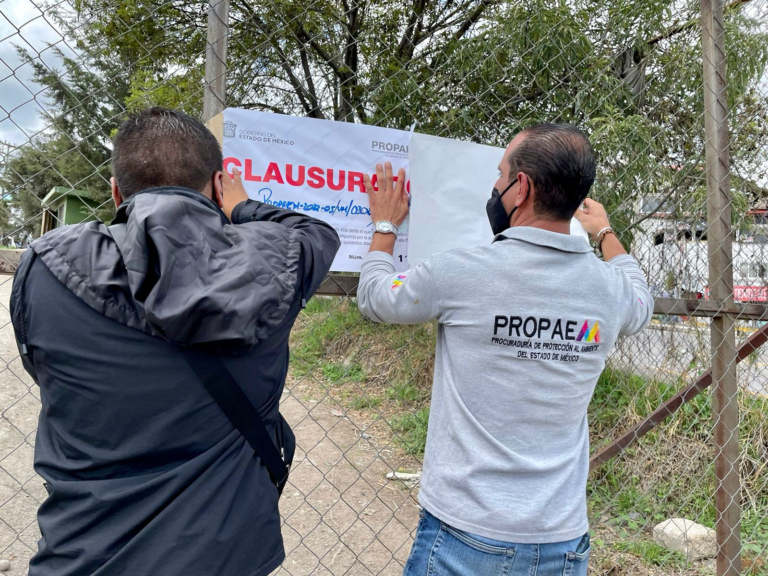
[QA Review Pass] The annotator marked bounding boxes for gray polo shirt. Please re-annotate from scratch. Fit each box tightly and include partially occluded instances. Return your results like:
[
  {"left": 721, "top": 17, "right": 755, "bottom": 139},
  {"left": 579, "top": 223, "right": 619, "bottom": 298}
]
[{"left": 358, "top": 226, "right": 652, "bottom": 543}]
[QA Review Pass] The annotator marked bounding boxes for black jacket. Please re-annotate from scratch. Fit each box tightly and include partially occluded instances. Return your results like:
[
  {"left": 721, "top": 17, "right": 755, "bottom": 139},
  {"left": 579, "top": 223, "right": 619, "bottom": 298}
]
[{"left": 10, "top": 188, "right": 340, "bottom": 576}]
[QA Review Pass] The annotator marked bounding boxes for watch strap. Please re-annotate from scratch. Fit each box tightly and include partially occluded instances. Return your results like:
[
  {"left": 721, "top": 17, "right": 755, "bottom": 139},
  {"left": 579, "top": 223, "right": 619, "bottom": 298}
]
[
  {"left": 374, "top": 221, "right": 398, "bottom": 236},
  {"left": 597, "top": 227, "right": 615, "bottom": 252}
]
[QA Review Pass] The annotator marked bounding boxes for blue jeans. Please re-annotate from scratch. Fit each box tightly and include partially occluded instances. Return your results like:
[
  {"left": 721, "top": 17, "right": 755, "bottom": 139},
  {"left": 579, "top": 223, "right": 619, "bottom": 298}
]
[{"left": 404, "top": 509, "right": 590, "bottom": 576}]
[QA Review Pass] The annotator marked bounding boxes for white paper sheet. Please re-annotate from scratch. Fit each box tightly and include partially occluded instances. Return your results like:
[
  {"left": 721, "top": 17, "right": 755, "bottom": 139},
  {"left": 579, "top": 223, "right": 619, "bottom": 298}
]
[
  {"left": 408, "top": 133, "right": 589, "bottom": 267},
  {"left": 407, "top": 133, "right": 500, "bottom": 266}
]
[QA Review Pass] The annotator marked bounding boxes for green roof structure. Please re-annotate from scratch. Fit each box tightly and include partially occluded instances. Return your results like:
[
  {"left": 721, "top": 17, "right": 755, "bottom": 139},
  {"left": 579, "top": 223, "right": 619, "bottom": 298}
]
[{"left": 40, "top": 187, "right": 100, "bottom": 235}]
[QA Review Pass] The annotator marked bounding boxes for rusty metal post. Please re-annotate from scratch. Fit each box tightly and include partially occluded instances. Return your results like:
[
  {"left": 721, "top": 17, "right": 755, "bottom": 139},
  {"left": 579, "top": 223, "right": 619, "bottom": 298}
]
[
  {"left": 701, "top": 1, "right": 741, "bottom": 574},
  {"left": 203, "top": 0, "right": 230, "bottom": 122}
]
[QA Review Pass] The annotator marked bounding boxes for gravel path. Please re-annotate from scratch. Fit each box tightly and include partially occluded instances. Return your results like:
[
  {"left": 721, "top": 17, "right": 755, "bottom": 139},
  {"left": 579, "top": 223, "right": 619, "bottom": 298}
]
[{"left": 0, "top": 276, "right": 421, "bottom": 576}]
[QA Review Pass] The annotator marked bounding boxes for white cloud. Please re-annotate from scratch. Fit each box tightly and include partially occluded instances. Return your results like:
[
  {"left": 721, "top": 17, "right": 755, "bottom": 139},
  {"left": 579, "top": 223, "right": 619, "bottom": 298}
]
[{"left": 0, "top": 0, "right": 78, "bottom": 144}]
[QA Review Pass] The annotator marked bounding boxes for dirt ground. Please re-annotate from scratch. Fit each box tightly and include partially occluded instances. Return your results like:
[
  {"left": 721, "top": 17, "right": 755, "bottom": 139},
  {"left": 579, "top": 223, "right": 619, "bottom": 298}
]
[
  {"left": 0, "top": 277, "right": 728, "bottom": 575},
  {"left": 273, "top": 376, "right": 422, "bottom": 576},
  {"left": 272, "top": 373, "right": 721, "bottom": 576},
  {"left": 0, "top": 277, "right": 44, "bottom": 576}
]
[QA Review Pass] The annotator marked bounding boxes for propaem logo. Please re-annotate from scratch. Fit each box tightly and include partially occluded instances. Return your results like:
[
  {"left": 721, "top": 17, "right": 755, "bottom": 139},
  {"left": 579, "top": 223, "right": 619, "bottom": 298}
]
[{"left": 371, "top": 141, "right": 409, "bottom": 155}]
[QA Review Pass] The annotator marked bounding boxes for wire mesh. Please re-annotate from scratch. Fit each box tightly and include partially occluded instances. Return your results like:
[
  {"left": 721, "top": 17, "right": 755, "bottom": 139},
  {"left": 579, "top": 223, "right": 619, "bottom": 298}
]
[{"left": 1, "top": 0, "right": 767, "bottom": 574}]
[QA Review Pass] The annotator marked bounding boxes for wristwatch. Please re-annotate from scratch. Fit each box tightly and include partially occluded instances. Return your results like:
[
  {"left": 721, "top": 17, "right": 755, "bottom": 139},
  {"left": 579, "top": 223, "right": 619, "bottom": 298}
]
[{"left": 374, "top": 221, "right": 398, "bottom": 236}]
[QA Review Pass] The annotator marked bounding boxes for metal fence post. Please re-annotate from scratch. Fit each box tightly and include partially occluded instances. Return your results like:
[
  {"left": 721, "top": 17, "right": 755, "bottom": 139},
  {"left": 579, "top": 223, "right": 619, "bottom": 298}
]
[
  {"left": 701, "top": 1, "right": 741, "bottom": 574},
  {"left": 203, "top": 0, "right": 230, "bottom": 122}
]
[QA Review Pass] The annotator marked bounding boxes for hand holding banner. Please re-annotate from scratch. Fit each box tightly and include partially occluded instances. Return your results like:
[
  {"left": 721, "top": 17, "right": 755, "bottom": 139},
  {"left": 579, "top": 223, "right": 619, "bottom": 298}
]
[{"left": 222, "top": 108, "right": 411, "bottom": 272}]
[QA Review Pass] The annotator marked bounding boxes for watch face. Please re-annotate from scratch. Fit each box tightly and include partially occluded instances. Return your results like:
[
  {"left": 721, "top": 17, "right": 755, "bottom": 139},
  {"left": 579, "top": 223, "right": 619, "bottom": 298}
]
[{"left": 377, "top": 222, "right": 392, "bottom": 233}]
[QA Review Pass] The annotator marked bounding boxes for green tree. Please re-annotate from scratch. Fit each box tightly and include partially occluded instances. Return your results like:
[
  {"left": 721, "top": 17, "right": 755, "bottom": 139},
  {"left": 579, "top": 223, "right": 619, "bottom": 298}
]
[
  {"left": 0, "top": 46, "right": 129, "bottom": 241},
  {"left": 70, "top": 0, "right": 768, "bottom": 237},
  {"left": 5, "top": 0, "right": 768, "bottom": 243}
]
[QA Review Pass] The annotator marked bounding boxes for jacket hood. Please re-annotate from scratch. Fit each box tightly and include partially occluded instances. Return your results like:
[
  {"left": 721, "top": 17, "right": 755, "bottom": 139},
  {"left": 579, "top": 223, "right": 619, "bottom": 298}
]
[{"left": 31, "top": 187, "right": 301, "bottom": 347}]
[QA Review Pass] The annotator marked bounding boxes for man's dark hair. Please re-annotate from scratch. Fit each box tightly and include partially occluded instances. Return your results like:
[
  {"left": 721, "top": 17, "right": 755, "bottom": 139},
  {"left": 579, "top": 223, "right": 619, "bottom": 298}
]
[
  {"left": 111, "top": 107, "right": 223, "bottom": 199},
  {"left": 508, "top": 123, "right": 596, "bottom": 221}
]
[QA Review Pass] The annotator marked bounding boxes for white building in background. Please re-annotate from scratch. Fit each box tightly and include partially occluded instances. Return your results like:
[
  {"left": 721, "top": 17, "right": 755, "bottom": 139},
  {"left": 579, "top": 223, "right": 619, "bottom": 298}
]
[{"left": 632, "top": 195, "right": 768, "bottom": 303}]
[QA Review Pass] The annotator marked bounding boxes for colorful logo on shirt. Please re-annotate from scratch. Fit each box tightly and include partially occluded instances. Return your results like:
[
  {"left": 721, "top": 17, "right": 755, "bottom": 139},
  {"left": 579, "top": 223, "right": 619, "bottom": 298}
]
[
  {"left": 391, "top": 274, "right": 407, "bottom": 289},
  {"left": 576, "top": 320, "right": 600, "bottom": 343}
]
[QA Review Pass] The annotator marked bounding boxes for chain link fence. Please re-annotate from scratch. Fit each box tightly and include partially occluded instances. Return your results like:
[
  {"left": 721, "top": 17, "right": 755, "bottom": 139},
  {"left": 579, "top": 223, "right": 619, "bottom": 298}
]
[{"left": 1, "top": 0, "right": 768, "bottom": 574}]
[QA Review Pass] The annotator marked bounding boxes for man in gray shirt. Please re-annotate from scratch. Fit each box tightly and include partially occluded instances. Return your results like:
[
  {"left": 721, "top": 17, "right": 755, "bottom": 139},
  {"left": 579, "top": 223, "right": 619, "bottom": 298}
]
[{"left": 357, "top": 124, "right": 652, "bottom": 575}]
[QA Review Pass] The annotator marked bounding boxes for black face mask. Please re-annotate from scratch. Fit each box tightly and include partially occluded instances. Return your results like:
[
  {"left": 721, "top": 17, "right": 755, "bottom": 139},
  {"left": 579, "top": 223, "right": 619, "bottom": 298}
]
[{"left": 486, "top": 178, "right": 518, "bottom": 236}]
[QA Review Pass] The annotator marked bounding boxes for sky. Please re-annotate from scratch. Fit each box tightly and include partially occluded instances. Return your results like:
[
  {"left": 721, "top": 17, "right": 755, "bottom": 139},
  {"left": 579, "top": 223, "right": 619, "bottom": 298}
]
[
  {"left": 0, "top": 0, "right": 766, "bottom": 189},
  {"left": 0, "top": 0, "right": 78, "bottom": 146}
]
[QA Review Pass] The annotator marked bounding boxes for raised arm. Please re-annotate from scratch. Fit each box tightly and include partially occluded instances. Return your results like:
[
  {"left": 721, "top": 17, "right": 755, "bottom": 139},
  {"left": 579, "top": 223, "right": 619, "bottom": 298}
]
[
  {"left": 575, "top": 198, "right": 653, "bottom": 335},
  {"left": 357, "top": 162, "right": 441, "bottom": 324},
  {"left": 222, "top": 167, "right": 341, "bottom": 298}
]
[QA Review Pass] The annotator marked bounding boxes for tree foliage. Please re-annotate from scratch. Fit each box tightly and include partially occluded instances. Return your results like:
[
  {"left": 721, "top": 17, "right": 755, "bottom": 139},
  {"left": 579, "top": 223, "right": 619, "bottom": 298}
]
[
  {"left": 2, "top": 0, "right": 767, "bottom": 243},
  {"left": 1, "top": 45, "right": 130, "bottom": 240}
]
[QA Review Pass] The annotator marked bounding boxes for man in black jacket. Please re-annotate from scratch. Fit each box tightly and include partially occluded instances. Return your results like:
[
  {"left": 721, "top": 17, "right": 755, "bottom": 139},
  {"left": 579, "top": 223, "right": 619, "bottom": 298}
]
[{"left": 10, "top": 107, "right": 340, "bottom": 576}]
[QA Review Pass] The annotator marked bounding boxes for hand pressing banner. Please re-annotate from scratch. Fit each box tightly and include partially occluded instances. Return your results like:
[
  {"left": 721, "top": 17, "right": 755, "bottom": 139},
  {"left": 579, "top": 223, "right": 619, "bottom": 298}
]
[{"left": 221, "top": 108, "right": 412, "bottom": 272}]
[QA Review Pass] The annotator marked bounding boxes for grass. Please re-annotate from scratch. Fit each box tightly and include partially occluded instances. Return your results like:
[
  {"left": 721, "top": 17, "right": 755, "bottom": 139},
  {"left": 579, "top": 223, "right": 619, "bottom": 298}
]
[
  {"left": 289, "top": 298, "right": 768, "bottom": 574},
  {"left": 390, "top": 408, "right": 430, "bottom": 457},
  {"left": 587, "top": 368, "right": 768, "bottom": 575},
  {"left": 322, "top": 361, "right": 366, "bottom": 384},
  {"left": 387, "top": 382, "right": 426, "bottom": 403},
  {"left": 289, "top": 296, "right": 435, "bottom": 459},
  {"left": 613, "top": 540, "right": 688, "bottom": 568},
  {"left": 349, "top": 395, "right": 382, "bottom": 410}
]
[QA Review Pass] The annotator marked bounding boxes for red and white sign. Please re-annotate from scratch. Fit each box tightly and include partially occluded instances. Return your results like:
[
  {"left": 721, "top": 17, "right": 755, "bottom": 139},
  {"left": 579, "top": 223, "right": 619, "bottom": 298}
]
[
  {"left": 734, "top": 285, "right": 768, "bottom": 302},
  {"left": 705, "top": 286, "right": 768, "bottom": 302},
  {"left": 222, "top": 108, "right": 411, "bottom": 272}
]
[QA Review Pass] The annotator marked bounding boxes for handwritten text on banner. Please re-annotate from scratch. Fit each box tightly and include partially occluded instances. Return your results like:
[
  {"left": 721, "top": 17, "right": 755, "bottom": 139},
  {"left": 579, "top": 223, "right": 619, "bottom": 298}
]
[{"left": 222, "top": 108, "right": 411, "bottom": 272}]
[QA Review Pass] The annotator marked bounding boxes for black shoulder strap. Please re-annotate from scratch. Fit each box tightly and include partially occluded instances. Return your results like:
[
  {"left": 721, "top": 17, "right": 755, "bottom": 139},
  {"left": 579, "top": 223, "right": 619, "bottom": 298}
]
[
  {"left": 180, "top": 348, "right": 290, "bottom": 488},
  {"left": 107, "top": 223, "right": 289, "bottom": 489},
  {"left": 12, "top": 249, "right": 38, "bottom": 356}
]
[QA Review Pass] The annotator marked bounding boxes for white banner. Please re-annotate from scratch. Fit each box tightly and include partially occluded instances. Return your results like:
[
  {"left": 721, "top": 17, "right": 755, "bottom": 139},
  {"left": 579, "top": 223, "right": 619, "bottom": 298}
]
[
  {"left": 222, "top": 108, "right": 411, "bottom": 272},
  {"left": 222, "top": 109, "right": 588, "bottom": 273},
  {"left": 408, "top": 132, "right": 501, "bottom": 267},
  {"left": 408, "top": 133, "right": 589, "bottom": 267}
]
